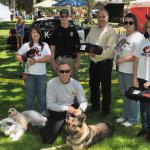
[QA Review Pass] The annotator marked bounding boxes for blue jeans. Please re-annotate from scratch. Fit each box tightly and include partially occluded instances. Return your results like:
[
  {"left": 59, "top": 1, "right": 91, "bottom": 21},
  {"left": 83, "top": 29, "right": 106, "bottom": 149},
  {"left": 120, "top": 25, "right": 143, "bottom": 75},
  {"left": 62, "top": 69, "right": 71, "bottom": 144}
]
[
  {"left": 25, "top": 74, "right": 47, "bottom": 113},
  {"left": 118, "top": 72, "right": 140, "bottom": 124}
]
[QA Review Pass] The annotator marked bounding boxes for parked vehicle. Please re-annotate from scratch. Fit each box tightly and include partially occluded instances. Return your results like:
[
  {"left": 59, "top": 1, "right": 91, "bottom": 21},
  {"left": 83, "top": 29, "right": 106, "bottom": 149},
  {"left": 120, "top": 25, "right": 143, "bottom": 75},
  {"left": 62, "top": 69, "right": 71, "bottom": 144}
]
[{"left": 7, "top": 17, "right": 90, "bottom": 46}]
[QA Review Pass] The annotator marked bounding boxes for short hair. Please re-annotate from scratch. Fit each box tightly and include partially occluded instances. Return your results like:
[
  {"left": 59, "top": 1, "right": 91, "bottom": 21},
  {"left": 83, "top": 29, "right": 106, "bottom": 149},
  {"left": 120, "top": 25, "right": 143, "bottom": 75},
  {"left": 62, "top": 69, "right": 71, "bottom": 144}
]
[
  {"left": 58, "top": 61, "right": 70, "bottom": 68},
  {"left": 124, "top": 13, "right": 138, "bottom": 31},
  {"left": 97, "top": 9, "right": 109, "bottom": 17}
]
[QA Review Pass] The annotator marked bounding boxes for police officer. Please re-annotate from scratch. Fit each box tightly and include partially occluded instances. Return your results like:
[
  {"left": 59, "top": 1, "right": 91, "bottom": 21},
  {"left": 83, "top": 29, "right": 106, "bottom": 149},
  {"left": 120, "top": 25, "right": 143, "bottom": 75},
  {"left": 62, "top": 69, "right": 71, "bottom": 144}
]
[{"left": 50, "top": 9, "right": 81, "bottom": 79}]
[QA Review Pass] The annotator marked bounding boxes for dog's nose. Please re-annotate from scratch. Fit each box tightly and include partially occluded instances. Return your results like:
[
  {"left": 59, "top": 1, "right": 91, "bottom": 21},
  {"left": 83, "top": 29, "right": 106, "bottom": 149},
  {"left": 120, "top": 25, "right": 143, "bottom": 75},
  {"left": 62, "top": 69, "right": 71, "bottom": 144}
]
[
  {"left": 66, "top": 131, "right": 70, "bottom": 136},
  {"left": 8, "top": 111, "right": 11, "bottom": 115}
]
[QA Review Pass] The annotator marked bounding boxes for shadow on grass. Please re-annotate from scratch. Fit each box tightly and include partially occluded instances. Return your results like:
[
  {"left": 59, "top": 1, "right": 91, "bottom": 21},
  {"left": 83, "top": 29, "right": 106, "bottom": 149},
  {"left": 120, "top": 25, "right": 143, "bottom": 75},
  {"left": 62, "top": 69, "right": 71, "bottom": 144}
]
[{"left": 0, "top": 21, "right": 16, "bottom": 30}]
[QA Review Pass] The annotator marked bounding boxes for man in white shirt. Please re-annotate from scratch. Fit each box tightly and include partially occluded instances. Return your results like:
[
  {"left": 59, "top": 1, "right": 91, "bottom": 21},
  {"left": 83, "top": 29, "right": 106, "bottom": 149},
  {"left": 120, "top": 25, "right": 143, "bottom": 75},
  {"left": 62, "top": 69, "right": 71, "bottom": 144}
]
[{"left": 40, "top": 62, "right": 88, "bottom": 144}]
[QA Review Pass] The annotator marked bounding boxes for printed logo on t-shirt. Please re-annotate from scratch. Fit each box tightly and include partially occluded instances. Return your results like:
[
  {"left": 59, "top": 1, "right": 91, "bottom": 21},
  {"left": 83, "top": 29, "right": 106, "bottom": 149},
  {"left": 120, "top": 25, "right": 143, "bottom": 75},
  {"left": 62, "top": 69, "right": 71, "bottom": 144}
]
[
  {"left": 141, "top": 46, "right": 150, "bottom": 57},
  {"left": 116, "top": 39, "right": 130, "bottom": 52},
  {"left": 70, "top": 31, "right": 74, "bottom": 37}
]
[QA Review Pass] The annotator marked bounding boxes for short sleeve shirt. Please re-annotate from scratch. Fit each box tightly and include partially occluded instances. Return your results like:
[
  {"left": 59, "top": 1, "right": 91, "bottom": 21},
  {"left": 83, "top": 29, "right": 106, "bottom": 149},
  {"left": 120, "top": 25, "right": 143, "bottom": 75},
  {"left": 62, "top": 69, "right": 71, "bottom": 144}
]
[{"left": 51, "top": 24, "right": 80, "bottom": 56}]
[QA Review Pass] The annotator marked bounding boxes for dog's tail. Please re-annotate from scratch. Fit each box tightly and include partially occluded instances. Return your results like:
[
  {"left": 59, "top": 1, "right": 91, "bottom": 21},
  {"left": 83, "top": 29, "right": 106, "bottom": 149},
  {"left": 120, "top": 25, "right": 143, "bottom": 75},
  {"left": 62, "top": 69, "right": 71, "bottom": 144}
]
[
  {"left": 103, "top": 121, "right": 114, "bottom": 137},
  {"left": 90, "top": 121, "right": 114, "bottom": 145}
]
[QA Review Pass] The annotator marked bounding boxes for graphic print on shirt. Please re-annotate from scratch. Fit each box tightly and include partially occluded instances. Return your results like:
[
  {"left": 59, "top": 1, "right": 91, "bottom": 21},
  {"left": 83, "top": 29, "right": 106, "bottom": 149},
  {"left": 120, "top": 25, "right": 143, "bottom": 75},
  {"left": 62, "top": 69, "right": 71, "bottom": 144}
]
[
  {"left": 116, "top": 38, "right": 130, "bottom": 57},
  {"left": 141, "top": 46, "right": 150, "bottom": 57}
]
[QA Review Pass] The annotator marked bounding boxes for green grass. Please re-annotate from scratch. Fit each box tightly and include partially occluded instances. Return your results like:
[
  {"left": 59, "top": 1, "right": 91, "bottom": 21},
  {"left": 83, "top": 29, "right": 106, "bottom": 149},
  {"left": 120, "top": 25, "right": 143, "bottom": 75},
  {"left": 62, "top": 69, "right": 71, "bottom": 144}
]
[{"left": 0, "top": 21, "right": 150, "bottom": 150}]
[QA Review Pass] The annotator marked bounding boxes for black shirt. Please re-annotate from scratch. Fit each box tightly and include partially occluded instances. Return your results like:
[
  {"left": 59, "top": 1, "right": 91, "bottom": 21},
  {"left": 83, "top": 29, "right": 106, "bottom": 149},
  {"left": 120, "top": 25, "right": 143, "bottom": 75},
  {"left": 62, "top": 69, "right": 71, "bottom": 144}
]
[{"left": 51, "top": 24, "right": 80, "bottom": 57}]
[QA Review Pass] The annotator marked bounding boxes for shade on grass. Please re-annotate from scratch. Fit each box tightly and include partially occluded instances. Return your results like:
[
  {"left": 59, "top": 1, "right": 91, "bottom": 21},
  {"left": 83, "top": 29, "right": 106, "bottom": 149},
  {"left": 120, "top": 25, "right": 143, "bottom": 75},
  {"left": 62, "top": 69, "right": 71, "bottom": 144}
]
[{"left": 1, "top": 21, "right": 150, "bottom": 150}]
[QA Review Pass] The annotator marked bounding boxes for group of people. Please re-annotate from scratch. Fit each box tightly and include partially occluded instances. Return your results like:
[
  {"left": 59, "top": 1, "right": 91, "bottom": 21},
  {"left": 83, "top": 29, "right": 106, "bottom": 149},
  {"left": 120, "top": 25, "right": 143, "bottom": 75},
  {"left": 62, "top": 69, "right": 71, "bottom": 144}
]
[{"left": 15, "top": 8, "right": 150, "bottom": 145}]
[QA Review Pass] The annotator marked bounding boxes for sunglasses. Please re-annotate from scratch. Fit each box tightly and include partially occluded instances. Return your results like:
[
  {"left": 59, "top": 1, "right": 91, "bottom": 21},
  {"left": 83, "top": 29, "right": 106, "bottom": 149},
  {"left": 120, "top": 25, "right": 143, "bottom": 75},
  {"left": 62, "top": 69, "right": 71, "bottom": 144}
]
[
  {"left": 59, "top": 69, "right": 70, "bottom": 74},
  {"left": 124, "top": 21, "right": 134, "bottom": 25},
  {"left": 60, "top": 15, "right": 68, "bottom": 18}
]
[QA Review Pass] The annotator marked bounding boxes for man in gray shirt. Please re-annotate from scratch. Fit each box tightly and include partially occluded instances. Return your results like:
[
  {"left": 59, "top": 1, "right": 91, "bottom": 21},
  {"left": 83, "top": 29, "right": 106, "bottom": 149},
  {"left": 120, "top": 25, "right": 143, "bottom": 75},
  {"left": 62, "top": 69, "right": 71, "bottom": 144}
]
[{"left": 40, "top": 62, "right": 88, "bottom": 144}]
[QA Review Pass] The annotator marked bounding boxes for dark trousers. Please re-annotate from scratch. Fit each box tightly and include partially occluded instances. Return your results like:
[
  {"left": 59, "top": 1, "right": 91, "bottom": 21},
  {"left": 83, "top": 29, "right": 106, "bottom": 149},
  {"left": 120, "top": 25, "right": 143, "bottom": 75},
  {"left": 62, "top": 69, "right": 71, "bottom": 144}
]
[
  {"left": 89, "top": 59, "right": 113, "bottom": 113},
  {"left": 138, "top": 78, "right": 150, "bottom": 131},
  {"left": 40, "top": 103, "right": 79, "bottom": 145}
]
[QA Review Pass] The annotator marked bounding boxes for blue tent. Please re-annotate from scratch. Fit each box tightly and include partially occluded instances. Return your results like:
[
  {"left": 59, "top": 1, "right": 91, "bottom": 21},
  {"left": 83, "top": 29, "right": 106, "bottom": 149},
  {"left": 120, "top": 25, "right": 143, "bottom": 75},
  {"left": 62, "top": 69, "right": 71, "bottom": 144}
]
[{"left": 53, "top": 0, "right": 87, "bottom": 7}]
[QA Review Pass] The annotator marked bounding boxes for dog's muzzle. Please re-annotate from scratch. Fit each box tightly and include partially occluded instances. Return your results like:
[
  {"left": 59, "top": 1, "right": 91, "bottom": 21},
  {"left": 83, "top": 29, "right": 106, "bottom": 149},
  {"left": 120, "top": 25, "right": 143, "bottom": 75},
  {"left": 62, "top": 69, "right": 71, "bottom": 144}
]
[{"left": 8, "top": 111, "right": 11, "bottom": 115}]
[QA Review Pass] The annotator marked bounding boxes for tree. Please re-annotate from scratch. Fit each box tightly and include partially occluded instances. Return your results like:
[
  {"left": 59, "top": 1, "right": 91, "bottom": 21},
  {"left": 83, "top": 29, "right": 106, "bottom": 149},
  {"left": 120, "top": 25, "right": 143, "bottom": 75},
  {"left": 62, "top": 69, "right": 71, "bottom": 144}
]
[{"left": 15, "top": 0, "right": 41, "bottom": 14}]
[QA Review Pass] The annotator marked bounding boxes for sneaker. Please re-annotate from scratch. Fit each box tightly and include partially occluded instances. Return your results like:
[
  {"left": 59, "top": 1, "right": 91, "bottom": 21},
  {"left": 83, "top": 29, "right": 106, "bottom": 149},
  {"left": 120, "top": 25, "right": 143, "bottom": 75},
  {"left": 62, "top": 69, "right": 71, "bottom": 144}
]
[
  {"left": 122, "top": 121, "right": 133, "bottom": 127},
  {"left": 116, "top": 117, "right": 125, "bottom": 123}
]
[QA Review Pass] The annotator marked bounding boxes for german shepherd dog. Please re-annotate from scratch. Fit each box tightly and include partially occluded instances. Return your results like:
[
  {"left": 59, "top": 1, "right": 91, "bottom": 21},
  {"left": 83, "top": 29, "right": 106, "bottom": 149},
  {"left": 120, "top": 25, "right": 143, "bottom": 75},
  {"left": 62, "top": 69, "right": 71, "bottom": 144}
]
[{"left": 65, "top": 113, "right": 113, "bottom": 150}]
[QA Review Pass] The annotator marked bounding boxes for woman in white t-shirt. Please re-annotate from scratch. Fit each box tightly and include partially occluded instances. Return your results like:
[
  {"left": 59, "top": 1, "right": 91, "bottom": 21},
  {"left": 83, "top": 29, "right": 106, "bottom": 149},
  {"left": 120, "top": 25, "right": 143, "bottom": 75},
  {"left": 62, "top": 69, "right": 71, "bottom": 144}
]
[
  {"left": 115, "top": 13, "right": 145, "bottom": 127},
  {"left": 16, "top": 26, "right": 51, "bottom": 116},
  {"left": 133, "top": 20, "right": 150, "bottom": 140}
]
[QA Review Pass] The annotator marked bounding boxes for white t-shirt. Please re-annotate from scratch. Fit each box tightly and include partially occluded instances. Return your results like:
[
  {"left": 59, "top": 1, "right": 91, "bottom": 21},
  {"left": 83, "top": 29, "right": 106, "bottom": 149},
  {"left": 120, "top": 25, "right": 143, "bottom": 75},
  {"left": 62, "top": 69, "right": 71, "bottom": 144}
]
[
  {"left": 18, "top": 42, "right": 51, "bottom": 75},
  {"left": 116, "top": 31, "right": 144, "bottom": 73},
  {"left": 133, "top": 38, "right": 150, "bottom": 81}
]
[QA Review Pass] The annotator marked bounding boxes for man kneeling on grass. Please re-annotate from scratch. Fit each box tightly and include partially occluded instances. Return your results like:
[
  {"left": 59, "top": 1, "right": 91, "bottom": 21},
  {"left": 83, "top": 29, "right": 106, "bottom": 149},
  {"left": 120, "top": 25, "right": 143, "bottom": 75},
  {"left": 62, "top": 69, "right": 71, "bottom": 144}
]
[{"left": 40, "top": 62, "right": 88, "bottom": 144}]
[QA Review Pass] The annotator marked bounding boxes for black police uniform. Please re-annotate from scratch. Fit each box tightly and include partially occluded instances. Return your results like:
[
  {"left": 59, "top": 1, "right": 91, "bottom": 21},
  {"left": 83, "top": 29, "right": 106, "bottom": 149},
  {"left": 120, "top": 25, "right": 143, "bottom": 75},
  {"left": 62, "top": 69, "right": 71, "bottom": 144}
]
[
  {"left": 51, "top": 24, "right": 80, "bottom": 78},
  {"left": 51, "top": 24, "right": 80, "bottom": 58}
]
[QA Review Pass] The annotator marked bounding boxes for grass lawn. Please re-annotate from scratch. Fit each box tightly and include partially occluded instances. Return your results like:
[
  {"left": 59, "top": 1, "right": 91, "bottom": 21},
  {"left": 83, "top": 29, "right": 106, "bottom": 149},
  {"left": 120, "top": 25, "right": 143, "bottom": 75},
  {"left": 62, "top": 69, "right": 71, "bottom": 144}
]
[{"left": 0, "top": 21, "right": 150, "bottom": 150}]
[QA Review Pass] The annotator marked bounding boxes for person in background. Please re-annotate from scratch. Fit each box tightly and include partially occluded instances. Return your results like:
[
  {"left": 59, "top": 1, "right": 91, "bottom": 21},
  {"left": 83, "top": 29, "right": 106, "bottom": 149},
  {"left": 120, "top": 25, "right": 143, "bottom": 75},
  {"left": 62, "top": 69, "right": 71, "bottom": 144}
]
[
  {"left": 115, "top": 13, "right": 145, "bottom": 127},
  {"left": 15, "top": 16, "right": 25, "bottom": 50},
  {"left": 86, "top": 9, "right": 117, "bottom": 115},
  {"left": 133, "top": 20, "right": 150, "bottom": 140},
  {"left": 40, "top": 62, "right": 88, "bottom": 144},
  {"left": 143, "top": 14, "right": 150, "bottom": 38},
  {"left": 16, "top": 26, "right": 51, "bottom": 116},
  {"left": 50, "top": 9, "right": 81, "bottom": 79}
]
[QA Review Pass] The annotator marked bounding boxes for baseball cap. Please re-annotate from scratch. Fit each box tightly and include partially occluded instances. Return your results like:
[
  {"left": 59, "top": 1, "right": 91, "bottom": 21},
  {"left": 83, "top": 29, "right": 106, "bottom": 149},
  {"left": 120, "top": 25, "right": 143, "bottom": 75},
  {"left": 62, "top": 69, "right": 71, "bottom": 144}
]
[{"left": 60, "top": 9, "right": 69, "bottom": 15}]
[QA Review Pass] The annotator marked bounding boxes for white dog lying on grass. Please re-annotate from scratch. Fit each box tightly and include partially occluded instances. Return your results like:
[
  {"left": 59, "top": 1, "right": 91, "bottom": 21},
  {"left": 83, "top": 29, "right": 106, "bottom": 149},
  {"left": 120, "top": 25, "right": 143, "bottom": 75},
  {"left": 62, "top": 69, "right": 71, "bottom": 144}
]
[
  {"left": 0, "top": 108, "right": 47, "bottom": 141},
  {"left": 22, "top": 110, "right": 47, "bottom": 127},
  {"left": 0, "top": 117, "right": 25, "bottom": 141},
  {"left": 8, "top": 108, "right": 47, "bottom": 127}
]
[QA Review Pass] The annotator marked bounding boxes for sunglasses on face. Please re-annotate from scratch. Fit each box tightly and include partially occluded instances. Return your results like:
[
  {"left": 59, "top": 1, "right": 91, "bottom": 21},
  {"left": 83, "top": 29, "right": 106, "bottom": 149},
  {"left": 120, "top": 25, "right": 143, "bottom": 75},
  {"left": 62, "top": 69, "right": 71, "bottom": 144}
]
[
  {"left": 59, "top": 69, "right": 70, "bottom": 74},
  {"left": 60, "top": 15, "right": 68, "bottom": 18},
  {"left": 124, "top": 21, "right": 134, "bottom": 25}
]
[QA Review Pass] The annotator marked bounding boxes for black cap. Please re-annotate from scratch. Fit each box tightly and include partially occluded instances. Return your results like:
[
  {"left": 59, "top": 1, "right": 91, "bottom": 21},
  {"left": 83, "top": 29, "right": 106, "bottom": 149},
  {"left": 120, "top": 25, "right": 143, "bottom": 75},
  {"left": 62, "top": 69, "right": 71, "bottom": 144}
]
[{"left": 60, "top": 9, "right": 69, "bottom": 15}]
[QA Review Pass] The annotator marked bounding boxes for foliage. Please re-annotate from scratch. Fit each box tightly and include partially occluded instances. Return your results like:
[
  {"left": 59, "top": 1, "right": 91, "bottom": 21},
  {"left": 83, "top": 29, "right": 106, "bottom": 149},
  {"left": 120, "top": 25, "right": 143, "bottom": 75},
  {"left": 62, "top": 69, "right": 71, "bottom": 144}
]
[{"left": 15, "top": 0, "right": 41, "bottom": 14}]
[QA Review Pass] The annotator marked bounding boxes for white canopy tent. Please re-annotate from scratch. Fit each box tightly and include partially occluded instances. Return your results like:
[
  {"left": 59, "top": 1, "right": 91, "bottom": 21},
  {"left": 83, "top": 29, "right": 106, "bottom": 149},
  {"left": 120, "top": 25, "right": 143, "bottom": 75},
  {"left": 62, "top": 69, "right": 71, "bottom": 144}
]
[
  {"left": 0, "top": 3, "right": 11, "bottom": 21},
  {"left": 33, "top": 0, "right": 57, "bottom": 8}
]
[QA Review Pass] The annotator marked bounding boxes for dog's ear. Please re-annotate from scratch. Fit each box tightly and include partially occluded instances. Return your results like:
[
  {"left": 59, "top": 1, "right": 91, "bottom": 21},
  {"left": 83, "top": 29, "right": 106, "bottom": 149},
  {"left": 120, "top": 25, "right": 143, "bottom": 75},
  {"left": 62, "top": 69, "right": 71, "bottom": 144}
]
[
  {"left": 6, "top": 121, "right": 13, "bottom": 126},
  {"left": 77, "top": 113, "right": 86, "bottom": 123}
]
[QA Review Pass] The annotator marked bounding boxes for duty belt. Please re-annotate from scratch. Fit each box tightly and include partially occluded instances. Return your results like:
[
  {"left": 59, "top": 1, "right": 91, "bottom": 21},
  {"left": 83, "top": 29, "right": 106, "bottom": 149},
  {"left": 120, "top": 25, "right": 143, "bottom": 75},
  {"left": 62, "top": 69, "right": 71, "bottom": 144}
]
[{"left": 55, "top": 54, "right": 77, "bottom": 59}]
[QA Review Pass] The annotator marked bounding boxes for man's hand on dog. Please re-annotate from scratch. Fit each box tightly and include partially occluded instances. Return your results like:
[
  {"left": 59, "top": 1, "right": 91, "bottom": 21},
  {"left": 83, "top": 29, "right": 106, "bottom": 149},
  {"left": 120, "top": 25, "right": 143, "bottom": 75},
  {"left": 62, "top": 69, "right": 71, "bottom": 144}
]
[{"left": 67, "top": 106, "right": 82, "bottom": 116}]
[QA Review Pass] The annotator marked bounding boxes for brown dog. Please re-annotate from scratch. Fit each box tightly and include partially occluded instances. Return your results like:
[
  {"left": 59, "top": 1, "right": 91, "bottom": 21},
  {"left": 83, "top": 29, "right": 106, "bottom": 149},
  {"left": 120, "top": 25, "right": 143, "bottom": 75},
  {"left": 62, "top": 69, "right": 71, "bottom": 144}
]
[{"left": 65, "top": 113, "right": 113, "bottom": 150}]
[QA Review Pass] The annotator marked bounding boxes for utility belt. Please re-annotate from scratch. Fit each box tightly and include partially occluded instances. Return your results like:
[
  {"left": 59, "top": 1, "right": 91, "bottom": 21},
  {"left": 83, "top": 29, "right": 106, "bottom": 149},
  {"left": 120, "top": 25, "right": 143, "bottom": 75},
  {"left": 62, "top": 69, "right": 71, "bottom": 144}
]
[
  {"left": 91, "top": 59, "right": 113, "bottom": 64},
  {"left": 55, "top": 53, "right": 77, "bottom": 60}
]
